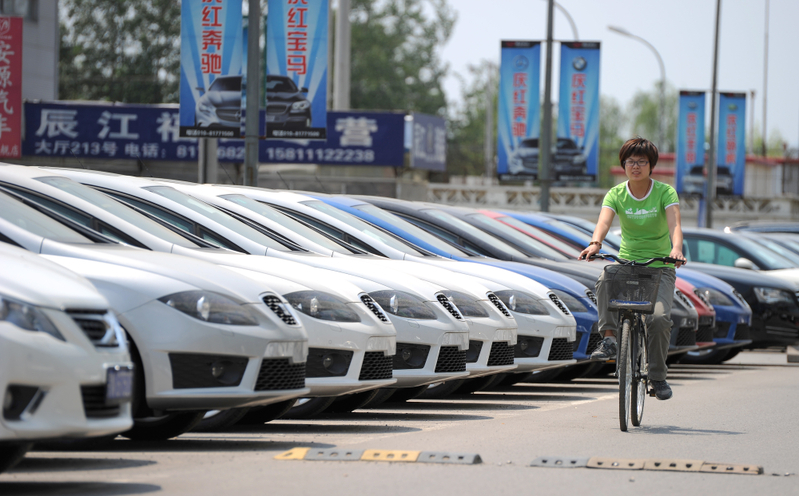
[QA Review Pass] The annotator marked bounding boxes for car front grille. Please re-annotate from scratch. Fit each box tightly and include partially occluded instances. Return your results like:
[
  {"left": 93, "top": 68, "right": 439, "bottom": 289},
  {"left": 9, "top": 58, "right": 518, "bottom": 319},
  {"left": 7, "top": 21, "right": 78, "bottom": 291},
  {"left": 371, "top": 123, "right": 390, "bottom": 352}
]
[
  {"left": 548, "top": 338, "right": 573, "bottom": 361},
  {"left": 714, "top": 321, "right": 731, "bottom": 339},
  {"left": 435, "top": 346, "right": 466, "bottom": 372},
  {"left": 255, "top": 359, "right": 306, "bottom": 391},
  {"left": 263, "top": 295, "right": 298, "bottom": 326},
  {"left": 734, "top": 323, "right": 751, "bottom": 340},
  {"left": 548, "top": 293, "right": 570, "bottom": 315},
  {"left": 586, "top": 331, "right": 603, "bottom": 355},
  {"left": 305, "top": 348, "right": 353, "bottom": 378},
  {"left": 676, "top": 328, "right": 696, "bottom": 346},
  {"left": 437, "top": 294, "right": 462, "bottom": 320},
  {"left": 585, "top": 290, "right": 598, "bottom": 305},
  {"left": 696, "top": 325, "right": 715, "bottom": 342},
  {"left": 169, "top": 353, "right": 249, "bottom": 389},
  {"left": 487, "top": 293, "right": 511, "bottom": 318},
  {"left": 359, "top": 352, "right": 393, "bottom": 381},
  {"left": 487, "top": 341, "right": 514, "bottom": 366},
  {"left": 80, "top": 385, "right": 121, "bottom": 418},
  {"left": 67, "top": 310, "right": 118, "bottom": 347},
  {"left": 360, "top": 295, "right": 389, "bottom": 323},
  {"left": 267, "top": 103, "right": 289, "bottom": 115}
]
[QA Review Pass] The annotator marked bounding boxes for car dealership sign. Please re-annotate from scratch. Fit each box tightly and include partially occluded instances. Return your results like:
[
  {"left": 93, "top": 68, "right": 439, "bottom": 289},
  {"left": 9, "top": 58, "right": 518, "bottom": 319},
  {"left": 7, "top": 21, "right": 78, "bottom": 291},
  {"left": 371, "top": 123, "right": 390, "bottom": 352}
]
[{"left": 675, "top": 91, "right": 706, "bottom": 195}]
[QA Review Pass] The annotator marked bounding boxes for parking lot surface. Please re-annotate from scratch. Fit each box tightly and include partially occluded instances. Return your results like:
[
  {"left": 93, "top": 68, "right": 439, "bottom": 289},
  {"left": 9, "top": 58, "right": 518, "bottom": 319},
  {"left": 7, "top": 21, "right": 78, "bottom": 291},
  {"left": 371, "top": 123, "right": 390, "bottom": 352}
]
[{"left": 2, "top": 351, "right": 797, "bottom": 496}]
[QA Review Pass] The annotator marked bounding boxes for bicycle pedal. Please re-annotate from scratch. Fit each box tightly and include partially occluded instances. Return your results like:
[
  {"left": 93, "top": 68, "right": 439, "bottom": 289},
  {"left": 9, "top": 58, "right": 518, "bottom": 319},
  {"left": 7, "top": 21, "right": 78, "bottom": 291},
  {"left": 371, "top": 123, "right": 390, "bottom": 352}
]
[{"left": 648, "top": 389, "right": 656, "bottom": 397}]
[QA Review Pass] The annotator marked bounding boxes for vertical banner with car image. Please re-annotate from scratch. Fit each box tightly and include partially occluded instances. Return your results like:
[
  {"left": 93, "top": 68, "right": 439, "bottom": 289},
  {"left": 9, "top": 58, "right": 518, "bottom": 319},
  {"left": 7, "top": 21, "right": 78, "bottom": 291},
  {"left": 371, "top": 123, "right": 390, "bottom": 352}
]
[
  {"left": 0, "top": 16, "right": 23, "bottom": 158},
  {"left": 179, "top": 0, "right": 244, "bottom": 138},
  {"left": 675, "top": 91, "right": 706, "bottom": 195},
  {"left": 496, "top": 41, "right": 541, "bottom": 180},
  {"left": 717, "top": 92, "right": 746, "bottom": 196},
  {"left": 557, "top": 42, "right": 600, "bottom": 182},
  {"left": 265, "top": 0, "right": 328, "bottom": 140}
]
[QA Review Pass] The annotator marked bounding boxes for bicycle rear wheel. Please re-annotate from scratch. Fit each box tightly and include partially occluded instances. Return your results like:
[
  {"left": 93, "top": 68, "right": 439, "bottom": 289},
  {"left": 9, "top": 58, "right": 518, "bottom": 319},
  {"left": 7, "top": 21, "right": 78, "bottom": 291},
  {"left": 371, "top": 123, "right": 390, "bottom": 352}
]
[
  {"left": 618, "top": 319, "right": 632, "bottom": 432},
  {"left": 630, "top": 318, "right": 647, "bottom": 427}
]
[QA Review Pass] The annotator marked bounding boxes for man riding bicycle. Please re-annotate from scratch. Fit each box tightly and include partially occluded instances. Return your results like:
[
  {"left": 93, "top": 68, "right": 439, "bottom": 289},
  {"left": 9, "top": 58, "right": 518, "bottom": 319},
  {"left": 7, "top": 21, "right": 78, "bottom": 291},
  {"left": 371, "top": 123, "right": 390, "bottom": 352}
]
[{"left": 579, "top": 137, "right": 686, "bottom": 401}]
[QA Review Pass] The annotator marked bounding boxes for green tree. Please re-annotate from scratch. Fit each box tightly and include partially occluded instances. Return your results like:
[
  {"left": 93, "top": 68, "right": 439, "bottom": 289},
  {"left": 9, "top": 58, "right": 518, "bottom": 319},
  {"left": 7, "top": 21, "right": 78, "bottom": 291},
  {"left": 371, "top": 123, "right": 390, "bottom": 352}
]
[
  {"left": 59, "top": 0, "right": 181, "bottom": 103},
  {"left": 627, "top": 81, "right": 678, "bottom": 153},
  {"left": 349, "top": 0, "right": 456, "bottom": 116}
]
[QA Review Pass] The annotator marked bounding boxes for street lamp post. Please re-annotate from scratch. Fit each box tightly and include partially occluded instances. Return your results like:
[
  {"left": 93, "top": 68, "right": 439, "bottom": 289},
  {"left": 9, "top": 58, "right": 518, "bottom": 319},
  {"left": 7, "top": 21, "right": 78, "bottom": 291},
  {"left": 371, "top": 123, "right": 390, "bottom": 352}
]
[{"left": 608, "top": 26, "right": 666, "bottom": 151}]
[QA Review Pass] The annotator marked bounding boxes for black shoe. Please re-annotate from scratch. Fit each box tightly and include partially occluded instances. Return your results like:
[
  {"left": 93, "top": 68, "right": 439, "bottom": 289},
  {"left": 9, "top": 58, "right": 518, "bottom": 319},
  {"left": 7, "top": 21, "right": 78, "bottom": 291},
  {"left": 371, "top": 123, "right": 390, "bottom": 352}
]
[
  {"left": 590, "top": 337, "right": 617, "bottom": 360},
  {"left": 651, "top": 380, "right": 673, "bottom": 400}
]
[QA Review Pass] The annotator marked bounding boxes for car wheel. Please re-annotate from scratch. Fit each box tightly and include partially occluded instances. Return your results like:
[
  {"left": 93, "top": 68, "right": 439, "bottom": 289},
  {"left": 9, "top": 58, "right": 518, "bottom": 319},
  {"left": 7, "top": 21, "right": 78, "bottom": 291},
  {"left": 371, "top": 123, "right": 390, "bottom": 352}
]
[
  {"left": 498, "top": 372, "right": 533, "bottom": 386},
  {"left": 0, "top": 443, "right": 31, "bottom": 474},
  {"left": 122, "top": 411, "right": 207, "bottom": 441},
  {"left": 192, "top": 408, "right": 251, "bottom": 433},
  {"left": 325, "top": 390, "right": 381, "bottom": 413},
  {"left": 281, "top": 397, "right": 336, "bottom": 419},
  {"left": 678, "top": 348, "right": 731, "bottom": 365},
  {"left": 358, "top": 388, "right": 397, "bottom": 408},
  {"left": 236, "top": 399, "right": 296, "bottom": 425}
]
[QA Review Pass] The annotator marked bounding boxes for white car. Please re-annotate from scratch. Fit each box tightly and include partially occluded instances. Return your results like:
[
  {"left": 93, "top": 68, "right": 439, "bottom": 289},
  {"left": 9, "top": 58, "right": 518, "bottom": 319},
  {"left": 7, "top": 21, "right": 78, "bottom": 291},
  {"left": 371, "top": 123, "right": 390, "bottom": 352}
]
[
  {"left": 0, "top": 189, "right": 310, "bottom": 440},
  {"left": 0, "top": 243, "right": 133, "bottom": 472}
]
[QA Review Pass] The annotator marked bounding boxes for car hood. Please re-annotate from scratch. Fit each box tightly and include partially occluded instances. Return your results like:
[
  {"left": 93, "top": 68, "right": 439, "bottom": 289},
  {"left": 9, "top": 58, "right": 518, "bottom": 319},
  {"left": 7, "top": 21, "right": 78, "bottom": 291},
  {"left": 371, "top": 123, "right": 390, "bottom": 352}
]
[
  {"left": 202, "top": 89, "right": 240, "bottom": 107},
  {"left": 684, "top": 262, "right": 798, "bottom": 291}
]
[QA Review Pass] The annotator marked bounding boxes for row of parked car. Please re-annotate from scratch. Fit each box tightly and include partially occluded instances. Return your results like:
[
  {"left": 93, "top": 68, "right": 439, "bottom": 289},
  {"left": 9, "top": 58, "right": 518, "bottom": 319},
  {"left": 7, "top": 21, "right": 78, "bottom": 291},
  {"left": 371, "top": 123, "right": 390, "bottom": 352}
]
[{"left": 2, "top": 162, "right": 798, "bottom": 473}]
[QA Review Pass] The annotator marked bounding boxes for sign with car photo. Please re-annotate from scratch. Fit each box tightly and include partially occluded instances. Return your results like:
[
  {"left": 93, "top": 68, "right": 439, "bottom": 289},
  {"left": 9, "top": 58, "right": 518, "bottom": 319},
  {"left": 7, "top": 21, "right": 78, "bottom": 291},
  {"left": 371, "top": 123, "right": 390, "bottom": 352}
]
[
  {"left": 717, "top": 92, "right": 746, "bottom": 196},
  {"left": 675, "top": 91, "right": 706, "bottom": 195},
  {"left": 179, "top": 0, "right": 244, "bottom": 138},
  {"left": 265, "top": 0, "right": 328, "bottom": 140},
  {"left": 496, "top": 41, "right": 541, "bottom": 180},
  {"left": 557, "top": 41, "right": 600, "bottom": 182}
]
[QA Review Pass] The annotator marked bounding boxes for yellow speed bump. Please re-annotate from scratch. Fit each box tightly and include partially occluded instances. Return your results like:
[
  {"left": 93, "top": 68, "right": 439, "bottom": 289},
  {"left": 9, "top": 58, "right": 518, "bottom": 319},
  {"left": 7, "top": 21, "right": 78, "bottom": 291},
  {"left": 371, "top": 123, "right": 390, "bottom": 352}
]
[
  {"left": 644, "top": 459, "right": 704, "bottom": 472},
  {"left": 274, "top": 447, "right": 310, "bottom": 460},
  {"left": 362, "top": 450, "right": 420, "bottom": 462},
  {"left": 701, "top": 462, "right": 764, "bottom": 475},
  {"left": 587, "top": 457, "right": 645, "bottom": 470}
]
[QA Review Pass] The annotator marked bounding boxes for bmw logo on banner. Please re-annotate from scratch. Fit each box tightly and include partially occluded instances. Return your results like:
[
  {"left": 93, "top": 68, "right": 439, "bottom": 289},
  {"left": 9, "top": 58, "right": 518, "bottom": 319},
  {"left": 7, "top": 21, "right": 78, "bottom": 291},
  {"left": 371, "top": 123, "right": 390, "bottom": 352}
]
[{"left": 717, "top": 92, "right": 747, "bottom": 196}]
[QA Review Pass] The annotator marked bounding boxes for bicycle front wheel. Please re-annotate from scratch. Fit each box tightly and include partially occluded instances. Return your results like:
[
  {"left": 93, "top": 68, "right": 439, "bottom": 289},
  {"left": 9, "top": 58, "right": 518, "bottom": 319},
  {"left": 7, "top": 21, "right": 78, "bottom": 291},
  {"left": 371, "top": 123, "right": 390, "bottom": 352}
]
[
  {"left": 630, "top": 318, "right": 647, "bottom": 427},
  {"left": 618, "top": 319, "right": 632, "bottom": 432}
]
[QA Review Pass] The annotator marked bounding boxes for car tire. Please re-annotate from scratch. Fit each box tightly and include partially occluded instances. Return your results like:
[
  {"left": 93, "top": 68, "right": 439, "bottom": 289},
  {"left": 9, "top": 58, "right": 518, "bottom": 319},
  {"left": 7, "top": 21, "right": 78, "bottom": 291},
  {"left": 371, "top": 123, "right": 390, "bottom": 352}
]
[
  {"left": 524, "top": 367, "right": 564, "bottom": 383},
  {"left": 358, "top": 388, "right": 397, "bottom": 408},
  {"left": 556, "top": 362, "right": 605, "bottom": 382},
  {"left": 498, "top": 372, "right": 533, "bottom": 386},
  {"left": 0, "top": 443, "right": 31, "bottom": 474},
  {"left": 122, "top": 411, "right": 207, "bottom": 441},
  {"left": 383, "top": 385, "right": 429, "bottom": 403},
  {"left": 192, "top": 408, "right": 251, "bottom": 433},
  {"left": 236, "top": 399, "right": 296, "bottom": 425},
  {"left": 417, "top": 379, "right": 464, "bottom": 400},
  {"left": 325, "top": 390, "right": 381, "bottom": 413},
  {"left": 453, "top": 374, "right": 504, "bottom": 394},
  {"left": 678, "top": 348, "right": 731, "bottom": 365},
  {"left": 723, "top": 348, "right": 741, "bottom": 361},
  {"left": 281, "top": 397, "right": 336, "bottom": 419}
]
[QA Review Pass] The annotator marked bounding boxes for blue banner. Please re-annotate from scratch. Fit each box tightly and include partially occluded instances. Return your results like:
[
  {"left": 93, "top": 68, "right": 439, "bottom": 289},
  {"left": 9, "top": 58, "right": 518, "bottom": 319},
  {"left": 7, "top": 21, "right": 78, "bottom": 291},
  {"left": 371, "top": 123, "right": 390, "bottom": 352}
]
[
  {"left": 675, "top": 91, "right": 706, "bottom": 195},
  {"left": 557, "top": 42, "right": 600, "bottom": 182},
  {"left": 409, "top": 113, "right": 446, "bottom": 171},
  {"left": 497, "top": 41, "right": 540, "bottom": 180},
  {"left": 179, "top": 0, "right": 244, "bottom": 138},
  {"left": 717, "top": 92, "right": 746, "bottom": 196},
  {"left": 23, "top": 102, "right": 404, "bottom": 167},
  {"left": 265, "top": 0, "right": 328, "bottom": 140}
]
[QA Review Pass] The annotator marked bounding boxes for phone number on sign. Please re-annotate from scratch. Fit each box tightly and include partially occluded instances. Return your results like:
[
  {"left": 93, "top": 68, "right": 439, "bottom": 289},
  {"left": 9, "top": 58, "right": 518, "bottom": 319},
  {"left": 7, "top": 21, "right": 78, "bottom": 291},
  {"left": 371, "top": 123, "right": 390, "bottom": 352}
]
[{"left": 217, "top": 147, "right": 377, "bottom": 163}]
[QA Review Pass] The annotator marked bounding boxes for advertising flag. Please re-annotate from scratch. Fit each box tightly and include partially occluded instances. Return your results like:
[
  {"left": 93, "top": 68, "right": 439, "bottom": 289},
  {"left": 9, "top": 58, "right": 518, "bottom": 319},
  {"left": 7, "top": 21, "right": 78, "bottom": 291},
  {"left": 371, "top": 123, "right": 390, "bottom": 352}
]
[
  {"left": 0, "top": 17, "right": 22, "bottom": 158},
  {"left": 717, "top": 92, "right": 746, "bottom": 196},
  {"left": 179, "top": 0, "right": 244, "bottom": 138},
  {"left": 557, "top": 41, "right": 600, "bottom": 182},
  {"left": 265, "top": 0, "right": 328, "bottom": 140},
  {"left": 675, "top": 91, "right": 706, "bottom": 195},
  {"left": 497, "top": 41, "right": 541, "bottom": 180}
]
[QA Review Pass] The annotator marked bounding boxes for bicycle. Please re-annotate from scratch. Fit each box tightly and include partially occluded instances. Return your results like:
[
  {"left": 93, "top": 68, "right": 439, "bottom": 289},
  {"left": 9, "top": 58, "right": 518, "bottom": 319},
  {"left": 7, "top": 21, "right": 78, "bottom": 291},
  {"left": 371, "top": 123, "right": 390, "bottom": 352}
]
[{"left": 587, "top": 253, "right": 681, "bottom": 431}]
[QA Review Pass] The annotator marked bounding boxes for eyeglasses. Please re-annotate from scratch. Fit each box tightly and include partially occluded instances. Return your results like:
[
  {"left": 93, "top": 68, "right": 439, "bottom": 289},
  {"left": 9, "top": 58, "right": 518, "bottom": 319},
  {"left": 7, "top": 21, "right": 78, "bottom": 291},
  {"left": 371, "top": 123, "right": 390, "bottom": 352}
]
[{"left": 624, "top": 159, "right": 649, "bottom": 168}]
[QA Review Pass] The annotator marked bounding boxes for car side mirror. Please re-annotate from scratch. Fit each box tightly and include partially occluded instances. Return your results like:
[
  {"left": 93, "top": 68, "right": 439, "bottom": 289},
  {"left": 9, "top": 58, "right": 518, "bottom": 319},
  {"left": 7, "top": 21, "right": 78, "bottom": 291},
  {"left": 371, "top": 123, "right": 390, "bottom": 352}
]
[
  {"left": 734, "top": 257, "right": 759, "bottom": 270},
  {"left": 195, "top": 86, "right": 205, "bottom": 95},
  {"left": 300, "top": 87, "right": 309, "bottom": 93}
]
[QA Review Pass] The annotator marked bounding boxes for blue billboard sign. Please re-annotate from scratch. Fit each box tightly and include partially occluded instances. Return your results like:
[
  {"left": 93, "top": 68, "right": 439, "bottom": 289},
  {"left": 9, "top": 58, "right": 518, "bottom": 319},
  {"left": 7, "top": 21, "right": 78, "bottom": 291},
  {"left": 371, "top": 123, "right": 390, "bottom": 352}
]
[
  {"left": 497, "top": 41, "right": 541, "bottom": 180},
  {"left": 557, "top": 41, "right": 600, "bottom": 182},
  {"left": 23, "top": 102, "right": 404, "bottom": 167},
  {"left": 717, "top": 92, "right": 746, "bottom": 196},
  {"left": 675, "top": 91, "right": 706, "bottom": 195},
  {"left": 265, "top": 0, "right": 328, "bottom": 140},
  {"left": 179, "top": 0, "right": 244, "bottom": 138},
  {"left": 409, "top": 113, "right": 446, "bottom": 171}
]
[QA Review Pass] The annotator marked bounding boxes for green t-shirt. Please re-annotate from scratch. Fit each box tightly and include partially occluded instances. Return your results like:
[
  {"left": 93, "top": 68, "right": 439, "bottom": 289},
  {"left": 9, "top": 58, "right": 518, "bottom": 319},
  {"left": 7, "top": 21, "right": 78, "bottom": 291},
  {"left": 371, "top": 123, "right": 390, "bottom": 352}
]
[{"left": 602, "top": 179, "right": 679, "bottom": 268}]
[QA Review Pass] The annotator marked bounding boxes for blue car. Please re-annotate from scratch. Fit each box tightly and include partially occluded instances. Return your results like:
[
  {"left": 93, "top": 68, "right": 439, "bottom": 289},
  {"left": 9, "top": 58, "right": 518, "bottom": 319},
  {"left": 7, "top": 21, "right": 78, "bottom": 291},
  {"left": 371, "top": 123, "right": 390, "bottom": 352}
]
[{"left": 503, "top": 211, "right": 619, "bottom": 255}]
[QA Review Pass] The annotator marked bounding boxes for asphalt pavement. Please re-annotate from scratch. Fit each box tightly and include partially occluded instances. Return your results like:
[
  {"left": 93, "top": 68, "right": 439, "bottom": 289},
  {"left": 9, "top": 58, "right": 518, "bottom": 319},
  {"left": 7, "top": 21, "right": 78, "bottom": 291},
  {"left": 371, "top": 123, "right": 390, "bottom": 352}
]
[{"left": 2, "top": 351, "right": 797, "bottom": 496}]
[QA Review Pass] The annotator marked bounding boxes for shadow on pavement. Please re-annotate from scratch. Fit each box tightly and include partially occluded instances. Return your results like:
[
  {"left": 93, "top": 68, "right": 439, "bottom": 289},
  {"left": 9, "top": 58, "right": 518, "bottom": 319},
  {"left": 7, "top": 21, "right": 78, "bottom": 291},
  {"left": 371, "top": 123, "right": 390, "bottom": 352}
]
[
  {"left": 319, "top": 410, "right": 496, "bottom": 420},
  {"left": 0, "top": 482, "right": 160, "bottom": 495},
  {"left": 231, "top": 423, "right": 421, "bottom": 435},
  {"left": 631, "top": 425, "right": 744, "bottom": 436},
  {"left": 10, "top": 457, "right": 156, "bottom": 473},
  {"left": 468, "top": 393, "right": 594, "bottom": 403},
  {"left": 377, "top": 400, "right": 536, "bottom": 412},
  {"left": 35, "top": 438, "right": 319, "bottom": 453},
  {"left": 509, "top": 384, "right": 618, "bottom": 394}
]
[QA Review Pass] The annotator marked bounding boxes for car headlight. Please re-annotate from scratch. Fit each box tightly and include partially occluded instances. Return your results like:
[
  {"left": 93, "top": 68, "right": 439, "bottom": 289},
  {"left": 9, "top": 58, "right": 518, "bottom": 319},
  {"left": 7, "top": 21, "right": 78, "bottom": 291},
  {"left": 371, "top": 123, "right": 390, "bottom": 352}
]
[
  {"left": 550, "top": 289, "right": 588, "bottom": 313},
  {"left": 284, "top": 291, "right": 360, "bottom": 323},
  {"left": 369, "top": 290, "right": 437, "bottom": 320},
  {"left": 443, "top": 291, "right": 489, "bottom": 318},
  {"left": 291, "top": 100, "right": 310, "bottom": 112},
  {"left": 698, "top": 287, "right": 735, "bottom": 306},
  {"left": 198, "top": 100, "right": 214, "bottom": 114},
  {"left": 0, "top": 295, "right": 65, "bottom": 341},
  {"left": 753, "top": 287, "right": 795, "bottom": 305},
  {"left": 493, "top": 290, "right": 549, "bottom": 315},
  {"left": 572, "top": 153, "right": 587, "bottom": 164},
  {"left": 158, "top": 291, "right": 258, "bottom": 325}
]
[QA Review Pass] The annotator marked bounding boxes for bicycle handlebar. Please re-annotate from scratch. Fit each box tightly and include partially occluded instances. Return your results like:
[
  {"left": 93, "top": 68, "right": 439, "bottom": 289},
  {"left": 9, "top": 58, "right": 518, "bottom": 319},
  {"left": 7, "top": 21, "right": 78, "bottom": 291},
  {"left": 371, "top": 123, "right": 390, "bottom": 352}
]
[{"left": 583, "top": 253, "right": 684, "bottom": 266}]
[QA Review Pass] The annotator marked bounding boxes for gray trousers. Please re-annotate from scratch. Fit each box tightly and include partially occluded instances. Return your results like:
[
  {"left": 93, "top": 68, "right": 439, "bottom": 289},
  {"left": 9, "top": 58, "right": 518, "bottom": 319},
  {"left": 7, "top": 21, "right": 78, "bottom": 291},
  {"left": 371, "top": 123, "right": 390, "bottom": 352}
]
[{"left": 595, "top": 267, "right": 676, "bottom": 382}]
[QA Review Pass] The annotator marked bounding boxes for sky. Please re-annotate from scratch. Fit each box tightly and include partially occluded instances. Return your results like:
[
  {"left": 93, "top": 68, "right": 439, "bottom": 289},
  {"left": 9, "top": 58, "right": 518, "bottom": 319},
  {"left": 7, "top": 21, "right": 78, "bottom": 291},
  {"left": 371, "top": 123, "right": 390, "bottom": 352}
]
[{"left": 440, "top": 0, "right": 799, "bottom": 150}]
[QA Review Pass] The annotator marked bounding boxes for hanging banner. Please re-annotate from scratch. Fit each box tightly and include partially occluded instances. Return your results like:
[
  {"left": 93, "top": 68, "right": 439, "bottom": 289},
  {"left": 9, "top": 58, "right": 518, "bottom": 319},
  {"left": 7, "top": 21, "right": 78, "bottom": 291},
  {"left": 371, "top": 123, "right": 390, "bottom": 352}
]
[
  {"left": 717, "top": 92, "right": 746, "bottom": 196},
  {"left": 0, "top": 17, "right": 23, "bottom": 158},
  {"left": 179, "top": 0, "right": 244, "bottom": 138},
  {"left": 675, "top": 91, "right": 706, "bottom": 195},
  {"left": 497, "top": 41, "right": 541, "bottom": 180},
  {"left": 265, "top": 0, "right": 328, "bottom": 140},
  {"left": 409, "top": 113, "right": 446, "bottom": 171},
  {"left": 557, "top": 41, "right": 600, "bottom": 182}
]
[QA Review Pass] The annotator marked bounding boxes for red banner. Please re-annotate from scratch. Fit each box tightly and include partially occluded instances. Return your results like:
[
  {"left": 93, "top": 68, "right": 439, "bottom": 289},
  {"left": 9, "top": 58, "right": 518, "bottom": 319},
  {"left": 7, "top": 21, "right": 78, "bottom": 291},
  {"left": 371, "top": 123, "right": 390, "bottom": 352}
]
[{"left": 0, "top": 17, "right": 21, "bottom": 158}]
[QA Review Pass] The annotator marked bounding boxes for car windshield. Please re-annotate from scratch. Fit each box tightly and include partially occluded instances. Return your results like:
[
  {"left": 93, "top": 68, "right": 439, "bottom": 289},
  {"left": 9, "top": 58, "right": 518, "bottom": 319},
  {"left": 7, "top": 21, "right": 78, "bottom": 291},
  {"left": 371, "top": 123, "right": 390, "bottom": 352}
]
[
  {"left": 557, "top": 139, "right": 578, "bottom": 149},
  {"left": 352, "top": 203, "right": 472, "bottom": 257},
  {"left": 719, "top": 234, "right": 796, "bottom": 270},
  {"left": 743, "top": 235, "right": 799, "bottom": 266},
  {"left": 494, "top": 215, "right": 583, "bottom": 258},
  {"left": 554, "top": 215, "right": 624, "bottom": 249},
  {"left": 220, "top": 194, "right": 357, "bottom": 254},
  {"left": 209, "top": 77, "right": 241, "bottom": 92},
  {"left": 301, "top": 200, "right": 426, "bottom": 256},
  {"left": 466, "top": 213, "right": 566, "bottom": 260},
  {"left": 36, "top": 177, "right": 201, "bottom": 248},
  {"left": 144, "top": 186, "right": 291, "bottom": 251},
  {"left": 422, "top": 209, "right": 530, "bottom": 258},
  {"left": 689, "top": 166, "right": 705, "bottom": 174},
  {"left": 266, "top": 77, "right": 298, "bottom": 93},
  {"left": 521, "top": 139, "right": 538, "bottom": 148},
  {"left": 0, "top": 191, "right": 93, "bottom": 244}
]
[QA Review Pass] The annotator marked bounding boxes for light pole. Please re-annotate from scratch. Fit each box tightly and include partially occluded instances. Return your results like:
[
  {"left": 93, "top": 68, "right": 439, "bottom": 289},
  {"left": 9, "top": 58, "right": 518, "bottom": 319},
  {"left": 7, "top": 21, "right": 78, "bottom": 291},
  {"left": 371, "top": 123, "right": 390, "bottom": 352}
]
[
  {"left": 608, "top": 25, "right": 666, "bottom": 151},
  {"left": 540, "top": 0, "right": 578, "bottom": 40}
]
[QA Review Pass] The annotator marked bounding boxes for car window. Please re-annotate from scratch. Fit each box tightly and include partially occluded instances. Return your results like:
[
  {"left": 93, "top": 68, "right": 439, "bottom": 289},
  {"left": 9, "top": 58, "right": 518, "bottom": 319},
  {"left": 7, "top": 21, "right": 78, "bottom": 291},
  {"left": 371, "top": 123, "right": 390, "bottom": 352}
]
[
  {"left": 684, "top": 238, "right": 744, "bottom": 266},
  {"left": 466, "top": 213, "right": 566, "bottom": 260},
  {"left": 423, "top": 209, "right": 529, "bottom": 258},
  {"left": 557, "top": 139, "right": 578, "bottom": 149},
  {"left": 266, "top": 77, "right": 298, "bottom": 92},
  {"left": 3, "top": 187, "right": 93, "bottom": 227},
  {"left": 748, "top": 237, "right": 799, "bottom": 265},
  {"left": 496, "top": 216, "right": 583, "bottom": 257},
  {"left": 105, "top": 192, "right": 196, "bottom": 234},
  {"left": 521, "top": 138, "right": 538, "bottom": 148},
  {"left": 0, "top": 192, "right": 93, "bottom": 244},
  {"left": 209, "top": 77, "right": 241, "bottom": 92}
]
